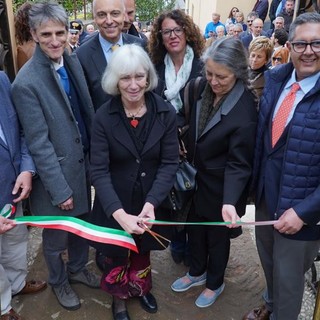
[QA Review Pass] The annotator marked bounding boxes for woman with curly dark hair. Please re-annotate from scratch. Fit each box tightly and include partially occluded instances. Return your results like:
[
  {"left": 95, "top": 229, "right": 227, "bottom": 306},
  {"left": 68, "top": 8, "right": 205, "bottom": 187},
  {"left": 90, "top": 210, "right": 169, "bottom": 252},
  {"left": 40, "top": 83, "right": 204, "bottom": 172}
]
[
  {"left": 148, "top": 9, "right": 205, "bottom": 267},
  {"left": 15, "top": 2, "right": 35, "bottom": 70},
  {"left": 149, "top": 9, "right": 205, "bottom": 112}
]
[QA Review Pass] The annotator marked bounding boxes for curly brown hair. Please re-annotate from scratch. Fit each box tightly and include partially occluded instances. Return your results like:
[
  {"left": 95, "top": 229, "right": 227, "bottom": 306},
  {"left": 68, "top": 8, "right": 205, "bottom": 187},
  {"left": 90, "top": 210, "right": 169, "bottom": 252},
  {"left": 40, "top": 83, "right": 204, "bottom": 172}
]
[
  {"left": 15, "top": 2, "right": 33, "bottom": 45},
  {"left": 148, "top": 9, "right": 205, "bottom": 65}
]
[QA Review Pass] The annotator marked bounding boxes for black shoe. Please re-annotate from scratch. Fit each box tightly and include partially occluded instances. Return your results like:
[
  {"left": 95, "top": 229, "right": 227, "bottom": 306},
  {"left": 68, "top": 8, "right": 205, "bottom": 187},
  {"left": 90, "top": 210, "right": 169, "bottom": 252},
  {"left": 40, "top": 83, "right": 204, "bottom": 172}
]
[
  {"left": 112, "top": 302, "right": 131, "bottom": 320},
  {"left": 139, "top": 292, "right": 158, "bottom": 313}
]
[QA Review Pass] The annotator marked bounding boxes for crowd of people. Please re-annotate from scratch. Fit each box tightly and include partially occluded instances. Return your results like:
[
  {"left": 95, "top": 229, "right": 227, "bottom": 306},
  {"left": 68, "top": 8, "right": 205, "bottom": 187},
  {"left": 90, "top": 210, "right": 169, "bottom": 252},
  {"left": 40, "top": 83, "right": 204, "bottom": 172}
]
[{"left": 1, "top": 0, "right": 320, "bottom": 320}]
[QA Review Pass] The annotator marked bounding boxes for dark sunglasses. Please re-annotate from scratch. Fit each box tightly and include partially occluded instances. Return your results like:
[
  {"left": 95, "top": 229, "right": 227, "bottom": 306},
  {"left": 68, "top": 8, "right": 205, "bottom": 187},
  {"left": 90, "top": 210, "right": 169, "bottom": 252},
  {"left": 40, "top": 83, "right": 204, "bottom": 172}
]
[{"left": 272, "top": 57, "right": 282, "bottom": 62}]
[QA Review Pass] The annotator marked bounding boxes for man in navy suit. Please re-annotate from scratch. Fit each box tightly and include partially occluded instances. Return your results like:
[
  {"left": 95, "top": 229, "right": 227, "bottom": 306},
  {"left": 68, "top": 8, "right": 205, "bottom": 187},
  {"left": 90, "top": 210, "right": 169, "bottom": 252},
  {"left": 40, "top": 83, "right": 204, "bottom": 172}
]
[
  {"left": 241, "top": 18, "right": 266, "bottom": 49},
  {"left": 0, "top": 71, "right": 46, "bottom": 320},
  {"left": 76, "top": 0, "right": 145, "bottom": 110}
]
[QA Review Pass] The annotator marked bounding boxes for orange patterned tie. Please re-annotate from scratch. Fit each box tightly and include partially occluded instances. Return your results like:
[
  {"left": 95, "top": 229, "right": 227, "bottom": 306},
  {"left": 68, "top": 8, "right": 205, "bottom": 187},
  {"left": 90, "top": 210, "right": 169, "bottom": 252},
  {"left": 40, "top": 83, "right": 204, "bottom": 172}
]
[{"left": 272, "top": 83, "right": 300, "bottom": 147}]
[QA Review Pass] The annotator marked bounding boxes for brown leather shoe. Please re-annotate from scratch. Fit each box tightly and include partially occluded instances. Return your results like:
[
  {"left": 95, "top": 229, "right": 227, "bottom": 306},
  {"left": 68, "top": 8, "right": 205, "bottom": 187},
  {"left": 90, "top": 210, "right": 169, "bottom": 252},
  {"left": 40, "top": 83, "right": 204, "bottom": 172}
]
[
  {"left": 16, "top": 280, "right": 47, "bottom": 296},
  {"left": 0, "top": 308, "right": 22, "bottom": 320},
  {"left": 242, "top": 305, "right": 271, "bottom": 320}
]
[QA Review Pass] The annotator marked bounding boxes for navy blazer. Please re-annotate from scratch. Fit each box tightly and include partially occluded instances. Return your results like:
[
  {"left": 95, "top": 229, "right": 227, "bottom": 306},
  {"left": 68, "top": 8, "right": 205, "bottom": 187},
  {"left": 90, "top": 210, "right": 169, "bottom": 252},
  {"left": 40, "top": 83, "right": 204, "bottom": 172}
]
[
  {"left": 241, "top": 31, "right": 268, "bottom": 50},
  {"left": 253, "top": 63, "right": 320, "bottom": 240},
  {"left": 0, "top": 71, "right": 34, "bottom": 208},
  {"left": 76, "top": 33, "right": 146, "bottom": 110}
]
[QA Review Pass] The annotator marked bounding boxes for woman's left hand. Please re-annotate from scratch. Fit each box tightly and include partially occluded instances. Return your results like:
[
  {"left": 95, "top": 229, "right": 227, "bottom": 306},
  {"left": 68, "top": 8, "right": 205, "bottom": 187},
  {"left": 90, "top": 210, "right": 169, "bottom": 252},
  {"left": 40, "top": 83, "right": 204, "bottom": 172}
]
[
  {"left": 222, "top": 204, "right": 241, "bottom": 228},
  {"left": 138, "top": 202, "right": 155, "bottom": 225}
]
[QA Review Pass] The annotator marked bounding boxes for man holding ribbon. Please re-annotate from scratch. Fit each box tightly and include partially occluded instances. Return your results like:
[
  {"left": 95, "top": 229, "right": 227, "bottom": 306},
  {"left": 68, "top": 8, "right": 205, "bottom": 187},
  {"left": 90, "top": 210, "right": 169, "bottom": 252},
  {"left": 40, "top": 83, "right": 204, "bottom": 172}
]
[
  {"left": 11, "top": 2, "right": 100, "bottom": 312},
  {"left": 0, "top": 71, "right": 47, "bottom": 320},
  {"left": 240, "top": 12, "right": 320, "bottom": 320}
]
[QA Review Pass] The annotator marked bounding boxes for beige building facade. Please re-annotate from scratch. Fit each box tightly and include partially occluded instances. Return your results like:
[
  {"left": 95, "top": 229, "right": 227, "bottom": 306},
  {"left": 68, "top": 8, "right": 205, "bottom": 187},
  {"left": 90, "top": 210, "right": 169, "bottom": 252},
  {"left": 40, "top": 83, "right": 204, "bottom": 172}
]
[{"left": 185, "top": 0, "right": 268, "bottom": 34}]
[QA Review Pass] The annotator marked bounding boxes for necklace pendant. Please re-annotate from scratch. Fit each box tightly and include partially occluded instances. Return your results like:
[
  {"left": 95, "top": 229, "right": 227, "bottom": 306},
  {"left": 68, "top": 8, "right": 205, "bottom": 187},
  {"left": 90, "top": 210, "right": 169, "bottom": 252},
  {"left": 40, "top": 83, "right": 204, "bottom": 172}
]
[{"left": 130, "top": 118, "right": 139, "bottom": 128}]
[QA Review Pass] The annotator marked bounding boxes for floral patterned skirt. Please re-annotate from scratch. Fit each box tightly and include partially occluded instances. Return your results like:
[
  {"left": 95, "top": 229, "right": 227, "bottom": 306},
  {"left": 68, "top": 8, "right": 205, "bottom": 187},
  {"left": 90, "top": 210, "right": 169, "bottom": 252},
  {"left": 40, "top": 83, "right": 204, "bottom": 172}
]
[{"left": 101, "top": 250, "right": 152, "bottom": 299}]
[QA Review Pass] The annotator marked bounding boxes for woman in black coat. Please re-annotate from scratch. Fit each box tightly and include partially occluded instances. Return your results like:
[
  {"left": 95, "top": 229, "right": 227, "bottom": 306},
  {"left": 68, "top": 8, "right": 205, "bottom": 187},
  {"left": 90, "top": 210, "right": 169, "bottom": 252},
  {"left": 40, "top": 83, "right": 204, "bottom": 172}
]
[
  {"left": 171, "top": 37, "right": 258, "bottom": 308},
  {"left": 90, "top": 44, "right": 179, "bottom": 320}
]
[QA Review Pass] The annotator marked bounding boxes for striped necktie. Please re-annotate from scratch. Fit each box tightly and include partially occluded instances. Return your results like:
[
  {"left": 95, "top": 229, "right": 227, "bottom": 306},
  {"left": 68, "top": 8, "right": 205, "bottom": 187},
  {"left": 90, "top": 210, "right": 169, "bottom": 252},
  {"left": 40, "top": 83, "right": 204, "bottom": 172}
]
[{"left": 111, "top": 44, "right": 120, "bottom": 51}]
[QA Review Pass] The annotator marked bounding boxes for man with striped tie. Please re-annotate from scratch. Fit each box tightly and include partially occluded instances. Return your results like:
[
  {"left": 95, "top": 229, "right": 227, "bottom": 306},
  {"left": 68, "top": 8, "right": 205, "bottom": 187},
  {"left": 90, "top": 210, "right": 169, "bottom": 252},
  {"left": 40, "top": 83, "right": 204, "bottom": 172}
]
[{"left": 76, "top": 0, "right": 145, "bottom": 110}]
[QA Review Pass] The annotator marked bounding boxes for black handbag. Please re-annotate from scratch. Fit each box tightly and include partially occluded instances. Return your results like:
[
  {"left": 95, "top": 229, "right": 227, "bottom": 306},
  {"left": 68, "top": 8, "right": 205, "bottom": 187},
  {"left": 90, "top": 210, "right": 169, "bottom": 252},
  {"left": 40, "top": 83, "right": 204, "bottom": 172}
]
[
  {"left": 168, "top": 156, "right": 197, "bottom": 211},
  {"left": 164, "top": 131, "right": 197, "bottom": 212},
  {"left": 163, "top": 77, "right": 201, "bottom": 212}
]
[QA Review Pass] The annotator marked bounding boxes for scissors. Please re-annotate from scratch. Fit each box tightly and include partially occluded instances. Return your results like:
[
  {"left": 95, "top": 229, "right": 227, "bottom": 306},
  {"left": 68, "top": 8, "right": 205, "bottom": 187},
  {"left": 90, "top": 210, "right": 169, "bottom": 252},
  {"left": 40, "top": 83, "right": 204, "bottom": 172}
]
[{"left": 139, "top": 222, "right": 171, "bottom": 249}]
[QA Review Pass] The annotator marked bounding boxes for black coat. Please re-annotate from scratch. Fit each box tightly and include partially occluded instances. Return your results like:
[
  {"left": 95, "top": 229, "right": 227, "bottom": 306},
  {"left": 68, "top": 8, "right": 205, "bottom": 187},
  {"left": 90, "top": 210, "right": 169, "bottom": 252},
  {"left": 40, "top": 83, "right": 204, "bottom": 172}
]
[
  {"left": 181, "top": 79, "right": 258, "bottom": 220},
  {"left": 90, "top": 92, "right": 179, "bottom": 255}
]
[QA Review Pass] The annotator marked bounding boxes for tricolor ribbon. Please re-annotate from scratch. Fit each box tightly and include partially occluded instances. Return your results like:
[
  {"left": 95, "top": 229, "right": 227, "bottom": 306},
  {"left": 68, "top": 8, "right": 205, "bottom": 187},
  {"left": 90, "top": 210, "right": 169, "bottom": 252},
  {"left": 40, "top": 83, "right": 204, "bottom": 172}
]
[
  {"left": 148, "top": 220, "right": 279, "bottom": 226},
  {"left": 1, "top": 204, "right": 137, "bottom": 252},
  {"left": 0, "top": 204, "right": 16, "bottom": 218}
]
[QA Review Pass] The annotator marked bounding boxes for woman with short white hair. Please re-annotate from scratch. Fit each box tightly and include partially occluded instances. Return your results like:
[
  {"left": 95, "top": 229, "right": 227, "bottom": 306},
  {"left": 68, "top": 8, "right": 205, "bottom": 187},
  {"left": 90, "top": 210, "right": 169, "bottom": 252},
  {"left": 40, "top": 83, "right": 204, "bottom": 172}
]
[{"left": 90, "top": 44, "right": 179, "bottom": 320}]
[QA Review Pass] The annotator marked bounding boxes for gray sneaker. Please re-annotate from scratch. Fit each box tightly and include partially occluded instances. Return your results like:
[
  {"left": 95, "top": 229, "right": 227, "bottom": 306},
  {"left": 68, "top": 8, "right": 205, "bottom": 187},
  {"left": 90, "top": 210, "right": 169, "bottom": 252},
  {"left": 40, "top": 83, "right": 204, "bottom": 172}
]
[
  {"left": 68, "top": 268, "right": 101, "bottom": 288},
  {"left": 52, "top": 282, "right": 80, "bottom": 311}
]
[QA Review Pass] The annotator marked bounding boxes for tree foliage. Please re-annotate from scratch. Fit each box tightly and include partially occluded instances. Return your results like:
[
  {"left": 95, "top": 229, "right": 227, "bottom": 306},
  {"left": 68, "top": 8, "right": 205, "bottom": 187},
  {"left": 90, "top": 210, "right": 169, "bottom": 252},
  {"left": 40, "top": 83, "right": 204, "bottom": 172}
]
[
  {"left": 12, "top": 0, "right": 173, "bottom": 21},
  {"left": 136, "top": 0, "right": 175, "bottom": 22},
  {"left": 12, "top": 0, "right": 90, "bottom": 15}
]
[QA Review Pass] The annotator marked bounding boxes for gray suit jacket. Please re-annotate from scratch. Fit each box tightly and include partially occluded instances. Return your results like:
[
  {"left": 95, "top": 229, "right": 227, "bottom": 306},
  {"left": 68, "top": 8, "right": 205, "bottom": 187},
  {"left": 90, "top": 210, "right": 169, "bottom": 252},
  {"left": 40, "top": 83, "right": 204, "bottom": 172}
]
[
  {"left": 12, "top": 45, "right": 94, "bottom": 216},
  {"left": 0, "top": 71, "right": 34, "bottom": 209},
  {"left": 76, "top": 32, "right": 145, "bottom": 110}
]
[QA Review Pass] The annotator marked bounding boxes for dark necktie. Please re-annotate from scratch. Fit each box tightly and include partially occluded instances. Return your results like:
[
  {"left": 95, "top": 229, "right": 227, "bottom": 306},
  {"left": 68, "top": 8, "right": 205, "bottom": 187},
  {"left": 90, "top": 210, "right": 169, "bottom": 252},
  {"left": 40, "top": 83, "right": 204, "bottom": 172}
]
[{"left": 57, "top": 66, "right": 70, "bottom": 95}]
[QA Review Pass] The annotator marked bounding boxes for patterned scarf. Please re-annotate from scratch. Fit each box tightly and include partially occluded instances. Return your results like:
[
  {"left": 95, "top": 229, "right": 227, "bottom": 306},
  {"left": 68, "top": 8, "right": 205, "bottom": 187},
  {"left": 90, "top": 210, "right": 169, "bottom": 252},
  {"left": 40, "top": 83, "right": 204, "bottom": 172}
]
[
  {"left": 198, "top": 83, "right": 226, "bottom": 137},
  {"left": 164, "top": 45, "right": 194, "bottom": 112}
]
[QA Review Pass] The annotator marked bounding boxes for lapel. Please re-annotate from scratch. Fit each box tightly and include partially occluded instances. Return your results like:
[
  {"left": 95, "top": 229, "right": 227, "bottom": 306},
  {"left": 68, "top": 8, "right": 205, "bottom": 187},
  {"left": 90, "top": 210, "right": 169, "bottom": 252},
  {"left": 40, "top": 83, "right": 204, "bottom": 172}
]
[
  {"left": 0, "top": 84, "right": 13, "bottom": 151},
  {"left": 64, "top": 53, "right": 86, "bottom": 105},
  {"left": 198, "top": 80, "right": 245, "bottom": 139},
  {"left": 265, "top": 70, "right": 292, "bottom": 154},
  {"left": 141, "top": 116, "right": 165, "bottom": 156},
  {"left": 110, "top": 97, "right": 139, "bottom": 159},
  {"left": 112, "top": 118, "right": 140, "bottom": 159},
  {"left": 90, "top": 34, "right": 107, "bottom": 79}
]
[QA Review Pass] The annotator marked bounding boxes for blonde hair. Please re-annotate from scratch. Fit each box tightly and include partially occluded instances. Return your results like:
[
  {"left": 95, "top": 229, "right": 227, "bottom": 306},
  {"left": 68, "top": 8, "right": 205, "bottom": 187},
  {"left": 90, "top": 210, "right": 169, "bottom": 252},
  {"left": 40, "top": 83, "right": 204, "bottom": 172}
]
[{"left": 249, "top": 36, "right": 274, "bottom": 61}]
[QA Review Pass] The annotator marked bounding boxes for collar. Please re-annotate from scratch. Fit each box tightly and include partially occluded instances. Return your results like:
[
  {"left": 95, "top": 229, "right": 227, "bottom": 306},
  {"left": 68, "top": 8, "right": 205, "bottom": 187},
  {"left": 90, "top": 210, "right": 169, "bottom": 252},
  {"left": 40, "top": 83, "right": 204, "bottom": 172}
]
[
  {"left": 98, "top": 33, "right": 124, "bottom": 53},
  {"left": 52, "top": 56, "right": 64, "bottom": 71},
  {"left": 286, "top": 70, "right": 320, "bottom": 95}
]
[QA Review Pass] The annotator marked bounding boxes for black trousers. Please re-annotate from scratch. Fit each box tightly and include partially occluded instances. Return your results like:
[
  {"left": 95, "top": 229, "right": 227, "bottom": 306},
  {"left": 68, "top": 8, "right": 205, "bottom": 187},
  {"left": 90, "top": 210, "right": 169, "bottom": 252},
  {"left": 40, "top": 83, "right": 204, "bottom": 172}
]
[{"left": 187, "top": 206, "right": 230, "bottom": 290}]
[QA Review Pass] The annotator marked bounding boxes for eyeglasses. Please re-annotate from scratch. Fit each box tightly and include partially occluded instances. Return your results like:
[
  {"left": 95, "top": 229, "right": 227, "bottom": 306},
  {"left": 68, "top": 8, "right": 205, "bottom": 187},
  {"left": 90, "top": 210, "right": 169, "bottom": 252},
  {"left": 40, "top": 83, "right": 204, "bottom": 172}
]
[
  {"left": 160, "top": 27, "right": 184, "bottom": 38},
  {"left": 272, "top": 57, "right": 282, "bottom": 62},
  {"left": 290, "top": 40, "right": 320, "bottom": 53}
]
